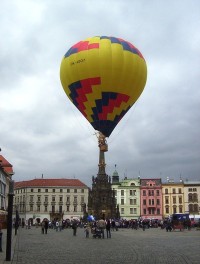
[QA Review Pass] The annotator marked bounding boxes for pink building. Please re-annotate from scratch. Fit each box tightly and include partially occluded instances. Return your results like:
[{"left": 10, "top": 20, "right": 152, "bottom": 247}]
[{"left": 140, "top": 178, "right": 163, "bottom": 220}]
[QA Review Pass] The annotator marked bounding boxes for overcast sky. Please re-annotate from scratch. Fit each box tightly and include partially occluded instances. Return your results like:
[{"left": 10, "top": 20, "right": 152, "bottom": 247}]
[{"left": 1, "top": 0, "right": 200, "bottom": 187}]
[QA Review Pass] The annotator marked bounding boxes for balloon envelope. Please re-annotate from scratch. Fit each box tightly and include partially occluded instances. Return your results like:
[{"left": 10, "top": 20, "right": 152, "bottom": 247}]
[{"left": 60, "top": 36, "right": 147, "bottom": 137}]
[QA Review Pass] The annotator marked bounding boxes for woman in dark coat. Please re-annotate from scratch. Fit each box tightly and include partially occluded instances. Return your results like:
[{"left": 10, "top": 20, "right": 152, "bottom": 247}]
[{"left": 106, "top": 219, "right": 111, "bottom": 238}]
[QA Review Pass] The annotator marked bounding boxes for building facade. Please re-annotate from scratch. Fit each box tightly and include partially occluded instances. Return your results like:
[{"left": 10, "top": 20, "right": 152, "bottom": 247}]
[
  {"left": 162, "top": 179, "right": 184, "bottom": 218},
  {"left": 112, "top": 172, "right": 140, "bottom": 220},
  {"left": 184, "top": 180, "right": 200, "bottom": 217},
  {"left": 140, "top": 178, "right": 163, "bottom": 220},
  {"left": 0, "top": 154, "right": 14, "bottom": 228},
  {"left": 14, "top": 178, "right": 89, "bottom": 225}
]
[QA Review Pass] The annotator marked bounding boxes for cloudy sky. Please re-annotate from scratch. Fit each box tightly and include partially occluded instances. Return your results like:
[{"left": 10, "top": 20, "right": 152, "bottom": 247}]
[{"left": 1, "top": 0, "right": 200, "bottom": 186}]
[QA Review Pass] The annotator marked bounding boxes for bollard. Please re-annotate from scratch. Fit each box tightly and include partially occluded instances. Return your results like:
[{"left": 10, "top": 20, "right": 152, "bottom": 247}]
[{"left": 0, "top": 231, "right": 2, "bottom": 252}]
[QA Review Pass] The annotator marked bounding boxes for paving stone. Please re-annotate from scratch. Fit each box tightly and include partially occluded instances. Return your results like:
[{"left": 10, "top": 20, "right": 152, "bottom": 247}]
[{"left": 0, "top": 227, "right": 200, "bottom": 263}]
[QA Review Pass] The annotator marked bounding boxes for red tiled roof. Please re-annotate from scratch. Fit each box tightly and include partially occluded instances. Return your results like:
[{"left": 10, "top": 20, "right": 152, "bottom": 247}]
[
  {"left": 14, "top": 178, "right": 88, "bottom": 188},
  {"left": 0, "top": 155, "right": 14, "bottom": 174}
]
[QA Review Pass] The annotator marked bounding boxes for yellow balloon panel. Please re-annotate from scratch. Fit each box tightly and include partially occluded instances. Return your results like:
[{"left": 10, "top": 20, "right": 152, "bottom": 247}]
[{"left": 60, "top": 36, "right": 147, "bottom": 137}]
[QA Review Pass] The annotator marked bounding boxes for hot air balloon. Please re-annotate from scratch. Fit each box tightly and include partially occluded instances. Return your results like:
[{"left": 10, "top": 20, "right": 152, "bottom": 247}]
[{"left": 60, "top": 36, "right": 147, "bottom": 150}]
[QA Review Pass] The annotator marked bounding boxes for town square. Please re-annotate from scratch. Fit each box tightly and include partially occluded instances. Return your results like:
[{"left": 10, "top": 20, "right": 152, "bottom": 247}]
[{"left": 1, "top": 0, "right": 200, "bottom": 263}]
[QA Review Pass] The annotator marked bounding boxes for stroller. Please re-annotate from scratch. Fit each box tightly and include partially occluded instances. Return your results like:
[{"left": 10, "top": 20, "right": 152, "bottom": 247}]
[{"left": 91, "top": 227, "right": 102, "bottom": 238}]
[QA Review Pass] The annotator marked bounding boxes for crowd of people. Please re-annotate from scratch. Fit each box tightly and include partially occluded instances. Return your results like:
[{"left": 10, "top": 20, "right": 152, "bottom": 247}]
[{"left": 18, "top": 217, "right": 200, "bottom": 238}]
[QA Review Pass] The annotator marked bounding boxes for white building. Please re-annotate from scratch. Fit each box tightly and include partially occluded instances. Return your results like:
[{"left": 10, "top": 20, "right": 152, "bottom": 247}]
[
  {"left": 14, "top": 178, "right": 89, "bottom": 225},
  {"left": 184, "top": 180, "right": 200, "bottom": 217}
]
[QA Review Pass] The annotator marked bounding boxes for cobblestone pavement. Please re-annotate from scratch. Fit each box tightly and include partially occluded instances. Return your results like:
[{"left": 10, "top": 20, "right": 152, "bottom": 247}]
[{"left": 0, "top": 227, "right": 200, "bottom": 264}]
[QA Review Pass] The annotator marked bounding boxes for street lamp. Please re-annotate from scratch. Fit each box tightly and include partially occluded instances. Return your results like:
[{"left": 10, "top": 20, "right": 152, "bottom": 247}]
[{"left": 6, "top": 180, "right": 14, "bottom": 261}]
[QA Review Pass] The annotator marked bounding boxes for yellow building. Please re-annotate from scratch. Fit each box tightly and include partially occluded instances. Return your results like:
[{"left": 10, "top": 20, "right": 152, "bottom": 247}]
[{"left": 162, "top": 179, "right": 184, "bottom": 218}]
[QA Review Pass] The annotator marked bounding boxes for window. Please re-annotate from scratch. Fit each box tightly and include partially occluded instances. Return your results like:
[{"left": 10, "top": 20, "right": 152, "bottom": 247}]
[
  {"left": 74, "top": 196, "right": 77, "bottom": 203},
  {"left": 37, "top": 205, "right": 40, "bottom": 212},
  {"left": 134, "top": 208, "right": 137, "bottom": 214},
  {"left": 59, "top": 196, "right": 63, "bottom": 202},
  {"left": 59, "top": 206, "right": 62, "bottom": 213},
  {"left": 130, "top": 208, "right": 133, "bottom": 214},
  {"left": 143, "top": 190, "right": 146, "bottom": 196},
  {"left": 121, "top": 208, "right": 124, "bottom": 214},
  {"left": 188, "top": 188, "right": 192, "bottom": 192},
  {"left": 152, "top": 199, "right": 154, "bottom": 205},
  {"left": 194, "top": 204, "right": 198, "bottom": 212},
  {"left": 73, "top": 206, "right": 77, "bottom": 212},
  {"left": 121, "top": 199, "right": 124, "bottom": 205},
  {"left": 60, "top": 189, "right": 63, "bottom": 193},
  {"left": 52, "top": 206, "right": 55, "bottom": 213},
  {"left": 173, "top": 207, "right": 177, "bottom": 214},
  {"left": 66, "top": 205, "right": 70, "bottom": 212},
  {"left": 67, "top": 189, "right": 70, "bottom": 193},
  {"left": 121, "top": 190, "right": 124, "bottom": 196},
  {"left": 81, "top": 196, "right": 84, "bottom": 202},
  {"left": 130, "top": 190, "right": 136, "bottom": 196},
  {"left": 149, "top": 199, "right": 151, "bottom": 205},
  {"left": 74, "top": 189, "right": 77, "bottom": 193},
  {"left": 143, "top": 209, "right": 146, "bottom": 214},
  {"left": 172, "top": 188, "right": 176, "bottom": 194},
  {"left": 165, "top": 197, "right": 169, "bottom": 204},
  {"left": 53, "top": 189, "right": 55, "bottom": 193},
  {"left": 66, "top": 196, "right": 70, "bottom": 202},
  {"left": 178, "top": 188, "right": 181, "bottom": 194},
  {"left": 30, "top": 205, "right": 33, "bottom": 211},
  {"left": 157, "top": 209, "right": 160, "bottom": 214},
  {"left": 188, "top": 193, "right": 193, "bottom": 202},
  {"left": 45, "top": 196, "right": 48, "bottom": 202},
  {"left": 31, "top": 189, "right": 33, "bottom": 193},
  {"left": 37, "top": 196, "right": 41, "bottom": 202},
  {"left": 44, "top": 206, "right": 47, "bottom": 212},
  {"left": 179, "top": 206, "right": 183, "bottom": 213},
  {"left": 156, "top": 190, "right": 159, "bottom": 196},
  {"left": 45, "top": 189, "right": 48, "bottom": 193},
  {"left": 193, "top": 193, "right": 198, "bottom": 202},
  {"left": 38, "top": 189, "right": 41, "bottom": 193},
  {"left": 149, "top": 190, "right": 154, "bottom": 196},
  {"left": 149, "top": 208, "right": 155, "bottom": 214},
  {"left": 30, "top": 196, "right": 34, "bottom": 202},
  {"left": 81, "top": 189, "right": 84, "bottom": 193},
  {"left": 173, "top": 197, "right": 176, "bottom": 204},
  {"left": 165, "top": 189, "right": 168, "bottom": 194},
  {"left": 52, "top": 196, "right": 55, "bottom": 202},
  {"left": 130, "top": 199, "right": 133, "bottom": 205},
  {"left": 143, "top": 199, "right": 146, "bottom": 205},
  {"left": 179, "top": 197, "right": 182, "bottom": 204},
  {"left": 133, "top": 199, "right": 136, "bottom": 205},
  {"left": 157, "top": 199, "right": 160, "bottom": 205},
  {"left": 193, "top": 188, "right": 197, "bottom": 192}
]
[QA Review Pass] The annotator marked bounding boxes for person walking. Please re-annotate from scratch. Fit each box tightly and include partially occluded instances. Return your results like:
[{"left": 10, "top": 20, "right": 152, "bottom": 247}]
[
  {"left": 41, "top": 221, "right": 45, "bottom": 234},
  {"left": 106, "top": 219, "right": 111, "bottom": 238},
  {"left": 72, "top": 220, "right": 77, "bottom": 236},
  {"left": 55, "top": 221, "right": 59, "bottom": 231},
  {"left": 98, "top": 218, "right": 106, "bottom": 238},
  {"left": 44, "top": 219, "right": 49, "bottom": 234}
]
